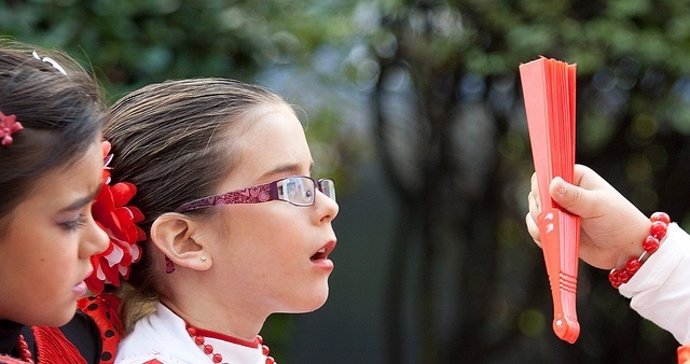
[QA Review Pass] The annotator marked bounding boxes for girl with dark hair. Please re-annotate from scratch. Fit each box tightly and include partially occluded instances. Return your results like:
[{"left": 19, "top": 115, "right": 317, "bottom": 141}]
[
  {"left": 104, "top": 78, "right": 339, "bottom": 363},
  {"left": 0, "top": 41, "right": 111, "bottom": 363}
]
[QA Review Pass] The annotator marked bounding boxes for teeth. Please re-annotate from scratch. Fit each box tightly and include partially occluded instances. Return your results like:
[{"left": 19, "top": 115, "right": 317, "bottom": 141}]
[{"left": 318, "top": 248, "right": 326, "bottom": 253}]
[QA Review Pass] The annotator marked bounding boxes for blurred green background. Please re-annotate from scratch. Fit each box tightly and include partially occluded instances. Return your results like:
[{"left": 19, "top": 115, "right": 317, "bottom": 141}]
[{"left": 5, "top": 0, "right": 690, "bottom": 362}]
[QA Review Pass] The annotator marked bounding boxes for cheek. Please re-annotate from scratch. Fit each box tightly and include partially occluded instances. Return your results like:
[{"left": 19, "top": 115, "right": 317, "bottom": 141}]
[
  {"left": 16, "top": 223, "right": 80, "bottom": 280},
  {"left": 0, "top": 232, "right": 77, "bottom": 315},
  {"left": 223, "top": 208, "right": 304, "bottom": 258},
  {"left": 26, "top": 236, "right": 77, "bottom": 281}
]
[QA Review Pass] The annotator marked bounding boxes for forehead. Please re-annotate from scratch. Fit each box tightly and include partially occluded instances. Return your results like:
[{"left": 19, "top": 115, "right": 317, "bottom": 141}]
[
  {"left": 21, "top": 141, "right": 102, "bottom": 210},
  {"left": 228, "top": 103, "right": 312, "bottom": 181}
]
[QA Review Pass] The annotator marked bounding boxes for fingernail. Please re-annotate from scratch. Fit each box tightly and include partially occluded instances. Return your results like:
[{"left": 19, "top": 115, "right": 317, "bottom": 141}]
[
  {"left": 557, "top": 185, "right": 567, "bottom": 196},
  {"left": 554, "top": 180, "right": 567, "bottom": 196}
]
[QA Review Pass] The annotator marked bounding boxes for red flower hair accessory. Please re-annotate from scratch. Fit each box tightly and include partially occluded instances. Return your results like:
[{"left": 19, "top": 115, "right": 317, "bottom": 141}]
[
  {"left": 0, "top": 111, "right": 23, "bottom": 146},
  {"left": 85, "top": 141, "right": 147, "bottom": 293}
]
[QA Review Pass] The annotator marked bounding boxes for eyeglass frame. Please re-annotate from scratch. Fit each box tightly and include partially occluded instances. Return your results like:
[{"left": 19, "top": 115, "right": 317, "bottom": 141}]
[{"left": 175, "top": 175, "right": 336, "bottom": 213}]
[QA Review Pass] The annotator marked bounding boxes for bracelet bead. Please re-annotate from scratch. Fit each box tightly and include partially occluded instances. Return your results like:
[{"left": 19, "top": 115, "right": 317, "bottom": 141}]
[{"left": 608, "top": 212, "right": 670, "bottom": 289}]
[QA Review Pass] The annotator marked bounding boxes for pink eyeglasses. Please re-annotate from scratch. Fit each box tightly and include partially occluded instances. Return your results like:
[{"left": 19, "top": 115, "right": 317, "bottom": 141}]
[{"left": 175, "top": 176, "right": 336, "bottom": 213}]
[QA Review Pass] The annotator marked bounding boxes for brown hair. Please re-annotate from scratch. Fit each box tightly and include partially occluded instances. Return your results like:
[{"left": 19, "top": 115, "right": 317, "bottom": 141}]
[
  {"left": 103, "top": 78, "right": 285, "bottom": 329},
  {"left": 0, "top": 41, "right": 104, "bottom": 227}
]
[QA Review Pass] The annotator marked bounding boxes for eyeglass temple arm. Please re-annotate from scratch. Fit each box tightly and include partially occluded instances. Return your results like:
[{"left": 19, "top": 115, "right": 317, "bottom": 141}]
[{"left": 177, "top": 183, "right": 281, "bottom": 212}]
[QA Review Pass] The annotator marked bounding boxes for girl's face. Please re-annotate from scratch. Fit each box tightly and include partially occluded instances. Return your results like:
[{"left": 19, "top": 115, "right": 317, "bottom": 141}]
[
  {"left": 202, "top": 102, "right": 339, "bottom": 315},
  {"left": 0, "top": 140, "right": 108, "bottom": 326}
]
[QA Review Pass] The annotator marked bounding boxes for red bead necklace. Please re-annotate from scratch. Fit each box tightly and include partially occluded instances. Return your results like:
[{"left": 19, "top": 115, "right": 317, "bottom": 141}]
[
  {"left": 16, "top": 334, "right": 34, "bottom": 364},
  {"left": 185, "top": 323, "right": 277, "bottom": 364}
]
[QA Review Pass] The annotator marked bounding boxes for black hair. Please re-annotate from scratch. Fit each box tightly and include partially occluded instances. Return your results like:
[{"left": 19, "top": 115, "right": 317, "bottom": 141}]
[{"left": 0, "top": 41, "right": 104, "bottom": 221}]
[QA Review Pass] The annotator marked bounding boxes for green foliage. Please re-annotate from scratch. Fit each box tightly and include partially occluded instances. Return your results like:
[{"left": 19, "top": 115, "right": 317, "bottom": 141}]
[{"left": 0, "top": 0, "right": 359, "bottom": 95}]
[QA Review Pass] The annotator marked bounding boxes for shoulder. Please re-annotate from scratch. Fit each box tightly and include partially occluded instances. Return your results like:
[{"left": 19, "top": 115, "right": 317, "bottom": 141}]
[
  {"left": 26, "top": 294, "right": 123, "bottom": 364},
  {"left": 29, "top": 312, "right": 100, "bottom": 364},
  {"left": 77, "top": 293, "right": 124, "bottom": 364},
  {"left": 116, "top": 303, "right": 205, "bottom": 364}
]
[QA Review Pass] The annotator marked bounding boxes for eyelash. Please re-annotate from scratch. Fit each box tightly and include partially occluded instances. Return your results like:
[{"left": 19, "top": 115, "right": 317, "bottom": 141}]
[{"left": 61, "top": 214, "right": 88, "bottom": 231}]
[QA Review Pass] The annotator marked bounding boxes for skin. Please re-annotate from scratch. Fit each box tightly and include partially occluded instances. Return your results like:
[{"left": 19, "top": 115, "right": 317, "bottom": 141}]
[
  {"left": 0, "top": 140, "right": 109, "bottom": 327},
  {"left": 526, "top": 164, "right": 651, "bottom": 270},
  {"left": 156, "top": 102, "right": 339, "bottom": 341}
]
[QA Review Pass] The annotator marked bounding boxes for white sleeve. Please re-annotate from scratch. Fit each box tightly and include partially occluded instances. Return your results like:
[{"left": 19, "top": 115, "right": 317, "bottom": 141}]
[{"left": 618, "top": 223, "right": 690, "bottom": 344}]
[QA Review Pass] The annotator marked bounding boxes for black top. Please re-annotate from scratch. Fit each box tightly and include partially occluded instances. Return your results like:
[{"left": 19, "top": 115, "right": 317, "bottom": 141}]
[
  {"left": 0, "top": 319, "right": 23, "bottom": 358},
  {"left": 0, "top": 311, "right": 100, "bottom": 363}
]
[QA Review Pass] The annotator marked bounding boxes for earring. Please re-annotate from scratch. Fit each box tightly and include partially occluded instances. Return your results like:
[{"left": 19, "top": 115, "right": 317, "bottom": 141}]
[
  {"left": 201, "top": 256, "right": 208, "bottom": 262},
  {"left": 165, "top": 256, "right": 176, "bottom": 274}
]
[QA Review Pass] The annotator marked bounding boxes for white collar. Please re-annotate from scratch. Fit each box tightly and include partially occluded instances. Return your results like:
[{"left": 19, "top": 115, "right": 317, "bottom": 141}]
[{"left": 116, "top": 302, "right": 266, "bottom": 364}]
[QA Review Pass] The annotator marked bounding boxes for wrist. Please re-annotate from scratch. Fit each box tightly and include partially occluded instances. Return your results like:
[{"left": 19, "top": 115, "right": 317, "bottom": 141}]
[
  {"left": 609, "top": 211, "right": 671, "bottom": 288},
  {"left": 614, "top": 218, "right": 652, "bottom": 268}
]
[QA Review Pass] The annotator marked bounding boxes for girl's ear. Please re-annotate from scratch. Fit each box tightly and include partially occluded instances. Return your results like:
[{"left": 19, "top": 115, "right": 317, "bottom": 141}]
[{"left": 150, "top": 212, "right": 212, "bottom": 271}]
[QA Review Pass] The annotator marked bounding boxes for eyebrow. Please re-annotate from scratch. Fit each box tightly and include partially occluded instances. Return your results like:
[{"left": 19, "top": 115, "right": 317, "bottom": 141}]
[{"left": 58, "top": 185, "right": 101, "bottom": 212}]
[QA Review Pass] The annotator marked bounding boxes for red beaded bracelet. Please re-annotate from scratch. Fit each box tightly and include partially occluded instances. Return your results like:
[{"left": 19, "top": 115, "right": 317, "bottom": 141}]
[{"left": 608, "top": 212, "right": 671, "bottom": 288}]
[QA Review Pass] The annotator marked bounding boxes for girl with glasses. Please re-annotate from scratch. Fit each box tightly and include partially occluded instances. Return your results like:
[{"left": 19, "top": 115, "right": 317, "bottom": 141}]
[{"left": 104, "top": 78, "right": 340, "bottom": 363}]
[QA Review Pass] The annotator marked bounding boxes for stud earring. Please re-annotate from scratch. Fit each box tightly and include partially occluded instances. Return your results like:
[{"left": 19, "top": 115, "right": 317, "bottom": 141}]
[{"left": 201, "top": 256, "right": 208, "bottom": 262}]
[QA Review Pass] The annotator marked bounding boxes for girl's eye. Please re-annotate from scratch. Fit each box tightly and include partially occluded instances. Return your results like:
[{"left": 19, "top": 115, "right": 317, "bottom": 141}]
[{"left": 61, "top": 214, "right": 87, "bottom": 231}]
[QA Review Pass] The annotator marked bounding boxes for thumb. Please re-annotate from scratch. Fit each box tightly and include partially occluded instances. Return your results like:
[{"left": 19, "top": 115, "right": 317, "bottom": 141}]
[{"left": 549, "top": 176, "right": 588, "bottom": 215}]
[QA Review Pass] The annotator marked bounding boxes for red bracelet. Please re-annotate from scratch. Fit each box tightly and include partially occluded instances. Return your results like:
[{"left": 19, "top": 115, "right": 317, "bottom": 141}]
[{"left": 608, "top": 211, "right": 671, "bottom": 288}]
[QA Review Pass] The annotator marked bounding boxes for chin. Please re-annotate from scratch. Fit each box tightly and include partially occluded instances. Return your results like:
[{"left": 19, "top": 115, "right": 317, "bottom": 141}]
[
  {"left": 38, "top": 302, "right": 78, "bottom": 327},
  {"left": 286, "top": 287, "right": 330, "bottom": 314},
  {"left": 305, "top": 286, "right": 330, "bottom": 312}
]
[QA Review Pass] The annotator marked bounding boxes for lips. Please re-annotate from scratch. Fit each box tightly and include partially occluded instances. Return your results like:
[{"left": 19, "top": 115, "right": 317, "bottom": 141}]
[
  {"left": 73, "top": 281, "right": 87, "bottom": 297},
  {"left": 73, "top": 269, "right": 93, "bottom": 297},
  {"left": 310, "top": 240, "right": 336, "bottom": 261}
]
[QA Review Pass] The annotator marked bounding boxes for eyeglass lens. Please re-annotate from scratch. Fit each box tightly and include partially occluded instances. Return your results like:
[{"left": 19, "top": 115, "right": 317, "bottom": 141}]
[
  {"left": 283, "top": 177, "right": 336, "bottom": 206},
  {"left": 285, "top": 177, "right": 313, "bottom": 205},
  {"left": 318, "top": 179, "right": 336, "bottom": 202}
]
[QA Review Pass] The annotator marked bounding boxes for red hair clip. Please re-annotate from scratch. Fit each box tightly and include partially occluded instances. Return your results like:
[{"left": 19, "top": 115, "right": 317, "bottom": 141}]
[{"left": 0, "top": 111, "right": 23, "bottom": 146}]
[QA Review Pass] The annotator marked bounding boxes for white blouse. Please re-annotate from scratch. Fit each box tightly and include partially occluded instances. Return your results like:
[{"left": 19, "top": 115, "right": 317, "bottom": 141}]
[{"left": 115, "top": 302, "right": 268, "bottom": 364}]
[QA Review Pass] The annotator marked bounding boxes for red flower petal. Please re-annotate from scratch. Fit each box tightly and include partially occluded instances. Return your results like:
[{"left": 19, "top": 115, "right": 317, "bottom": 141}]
[
  {"left": 129, "top": 206, "right": 145, "bottom": 223},
  {"left": 110, "top": 182, "right": 137, "bottom": 206}
]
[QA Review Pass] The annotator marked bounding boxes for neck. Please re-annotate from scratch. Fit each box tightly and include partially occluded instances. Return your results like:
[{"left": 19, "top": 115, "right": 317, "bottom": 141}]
[{"left": 160, "top": 296, "right": 267, "bottom": 342}]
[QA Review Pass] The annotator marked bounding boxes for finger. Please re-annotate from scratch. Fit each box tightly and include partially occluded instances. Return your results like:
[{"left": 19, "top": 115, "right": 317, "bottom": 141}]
[
  {"left": 528, "top": 190, "right": 540, "bottom": 217},
  {"left": 549, "top": 176, "right": 587, "bottom": 215},
  {"left": 572, "top": 164, "right": 608, "bottom": 192},
  {"left": 530, "top": 172, "right": 539, "bottom": 194},
  {"left": 525, "top": 213, "right": 542, "bottom": 248},
  {"left": 529, "top": 173, "right": 541, "bottom": 211}
]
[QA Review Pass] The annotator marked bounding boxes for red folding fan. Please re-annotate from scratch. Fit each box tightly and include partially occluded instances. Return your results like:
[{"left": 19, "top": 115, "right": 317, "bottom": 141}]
[{"left": 519, "top": 56, "right": 581, "bottom": 344}]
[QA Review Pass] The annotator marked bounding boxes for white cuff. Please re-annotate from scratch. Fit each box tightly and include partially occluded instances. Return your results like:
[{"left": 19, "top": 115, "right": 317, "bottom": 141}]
[{"left": 619, "top": 223, "right": 690, "bottom": 343}]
